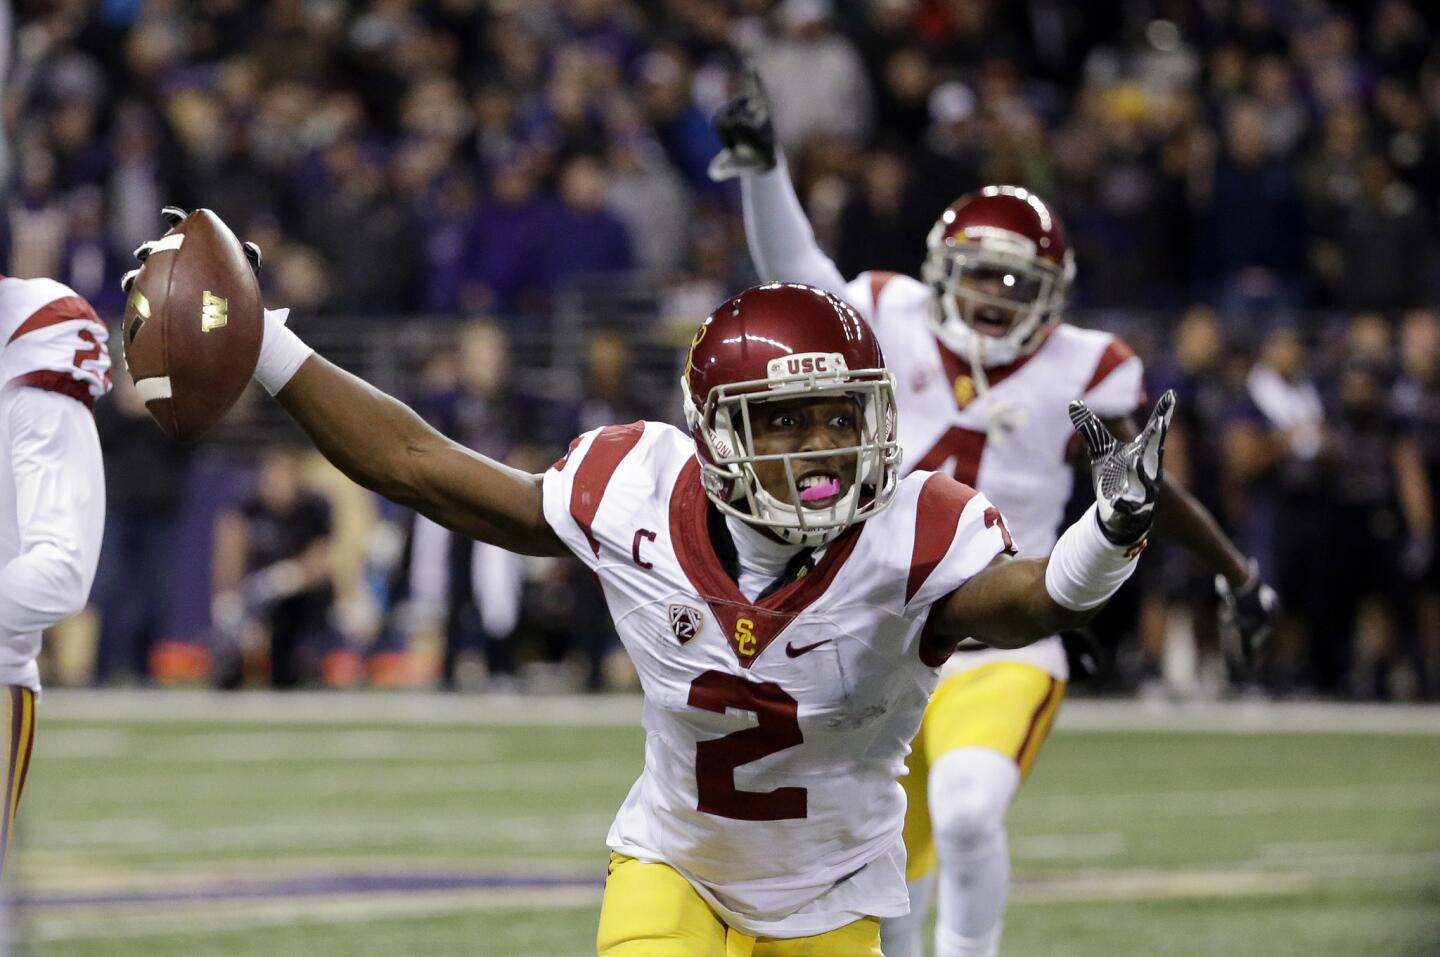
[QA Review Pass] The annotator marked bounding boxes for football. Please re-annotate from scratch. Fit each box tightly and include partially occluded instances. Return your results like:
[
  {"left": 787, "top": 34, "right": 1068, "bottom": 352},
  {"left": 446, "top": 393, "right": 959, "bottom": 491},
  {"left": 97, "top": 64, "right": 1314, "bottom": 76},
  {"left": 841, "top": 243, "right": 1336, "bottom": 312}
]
[{"left": 120, "top": 208, "right": 263, "bottom": 441}]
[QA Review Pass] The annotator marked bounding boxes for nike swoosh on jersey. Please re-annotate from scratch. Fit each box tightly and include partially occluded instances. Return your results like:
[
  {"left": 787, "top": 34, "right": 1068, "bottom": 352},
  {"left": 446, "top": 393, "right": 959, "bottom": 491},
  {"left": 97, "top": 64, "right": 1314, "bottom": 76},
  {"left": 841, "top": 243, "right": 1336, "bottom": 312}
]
[{"left": 785, "top": 639, "right": 833, "bottom": 658}]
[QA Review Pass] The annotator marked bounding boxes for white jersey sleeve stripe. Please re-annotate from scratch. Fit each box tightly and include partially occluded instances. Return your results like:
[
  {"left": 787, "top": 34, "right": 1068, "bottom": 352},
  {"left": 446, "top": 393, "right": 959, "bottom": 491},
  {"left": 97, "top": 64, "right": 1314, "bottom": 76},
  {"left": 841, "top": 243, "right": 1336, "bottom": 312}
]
[
  {"left": 904, "top": 473, "right": 1011, "bottom": 614},
  {"left": 3, "top": 294, "right": 97, "bottom": 346},
  {"left": 541, "top": 421, "right": 649, "bottom": 565}
]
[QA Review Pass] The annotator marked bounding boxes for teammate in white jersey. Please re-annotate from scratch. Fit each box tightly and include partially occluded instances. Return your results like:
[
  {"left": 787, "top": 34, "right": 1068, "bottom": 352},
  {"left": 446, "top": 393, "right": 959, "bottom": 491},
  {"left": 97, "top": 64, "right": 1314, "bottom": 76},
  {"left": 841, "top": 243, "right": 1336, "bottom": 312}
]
[
  {"left": 0, "top": 275, "right": 111, "bottom": 871},
  {"left": 712, "top": 69, "right": 1278, "bottom": 957},
  {"left": 131, "top": 207, "right": 1172, "bottom": 954}
]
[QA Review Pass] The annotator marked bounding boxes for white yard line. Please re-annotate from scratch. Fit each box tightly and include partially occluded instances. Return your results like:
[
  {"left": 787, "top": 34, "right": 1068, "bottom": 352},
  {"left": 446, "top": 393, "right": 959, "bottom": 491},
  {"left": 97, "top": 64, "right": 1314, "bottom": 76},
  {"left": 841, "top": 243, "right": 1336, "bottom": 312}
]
[
  {"left": 1257, "top": 849, "right": 1440, "bottom": 877},
  {"left": 38, "top": 728, "right": 505, "bottom": 762},
  {"left": 1053, "top": 698, "right": 1440, "bottom": 735},
  {"left": 37, "top": 690, "right": 646, "bottom": 727},
  {"left": 1013, "top": 832, "right": 1127, "bottom": 860},
  {"left": 30, "top": 757, "right": 627, "bottom": 805},
  {"left": 1020, "top": 782, "right": 1440, "bottom": 822},
  {"left": 1010, "top": 867, "right": 1318, "bottom": 904},
  {"left": 22, "top": 886, "right": 604, "bottom": 944},
  {"left": 36, "top": 690, "right": 1440, "bottom": 734},
  {"left": 17, "top": 861, "right": 603, "bottom": 893},
  {"left": 24, "top": 811, "right": 613, "bottom": 852}
]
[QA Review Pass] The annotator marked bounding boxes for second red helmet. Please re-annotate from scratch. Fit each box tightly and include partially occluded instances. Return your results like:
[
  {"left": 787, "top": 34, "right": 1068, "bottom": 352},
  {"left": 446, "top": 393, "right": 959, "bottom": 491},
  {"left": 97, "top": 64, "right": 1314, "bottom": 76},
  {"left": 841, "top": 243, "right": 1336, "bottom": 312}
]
[{"left": 921, "top": 185, "right": 1076, "bottom": 367}]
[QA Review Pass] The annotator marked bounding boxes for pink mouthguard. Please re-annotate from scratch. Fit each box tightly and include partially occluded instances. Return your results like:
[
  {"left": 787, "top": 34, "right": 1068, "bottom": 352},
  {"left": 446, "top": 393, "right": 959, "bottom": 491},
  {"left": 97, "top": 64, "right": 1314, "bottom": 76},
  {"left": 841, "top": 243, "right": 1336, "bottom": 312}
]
[{"left": 799, "top": 478, "right": 841, "bottom": 502}]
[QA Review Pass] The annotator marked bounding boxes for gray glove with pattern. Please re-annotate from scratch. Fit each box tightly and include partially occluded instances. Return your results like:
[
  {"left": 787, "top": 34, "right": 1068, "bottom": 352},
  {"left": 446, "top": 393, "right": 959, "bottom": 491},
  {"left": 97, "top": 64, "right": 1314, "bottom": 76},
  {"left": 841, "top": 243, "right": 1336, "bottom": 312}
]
[{"left": 1069, "top": 390, "right": 1177, "bottom": 547}]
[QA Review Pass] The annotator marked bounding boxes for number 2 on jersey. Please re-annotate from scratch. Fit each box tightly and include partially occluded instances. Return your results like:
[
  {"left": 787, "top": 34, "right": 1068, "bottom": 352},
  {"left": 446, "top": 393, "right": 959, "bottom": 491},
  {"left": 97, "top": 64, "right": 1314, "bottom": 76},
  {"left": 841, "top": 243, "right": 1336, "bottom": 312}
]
[
  {"left": 688, "top": 671, "right": 806, "bottom": 821},
  {"left": 72, "top": 327, "right": 111, "bottom": 387}
]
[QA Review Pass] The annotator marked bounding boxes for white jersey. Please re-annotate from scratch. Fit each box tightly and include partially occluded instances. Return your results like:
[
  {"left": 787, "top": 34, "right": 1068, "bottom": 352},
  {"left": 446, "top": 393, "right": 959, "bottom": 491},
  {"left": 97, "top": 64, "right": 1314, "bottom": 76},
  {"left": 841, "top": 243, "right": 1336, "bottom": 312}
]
[
  {"left": 842, "top": 272, "right": 1145, "bottom": 679},
  {"left": 0, "top": 277, "right": 110, "bottom": 691},
  {"left": 543, "top": 422, "right": 1011, "bottom": 937}
]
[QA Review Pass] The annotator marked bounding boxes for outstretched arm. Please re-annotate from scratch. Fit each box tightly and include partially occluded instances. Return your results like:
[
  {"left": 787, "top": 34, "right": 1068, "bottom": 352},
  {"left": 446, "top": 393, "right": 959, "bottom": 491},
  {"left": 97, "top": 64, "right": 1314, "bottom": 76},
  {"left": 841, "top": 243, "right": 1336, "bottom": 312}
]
[
  {"left": 711, "top": 66, "right": 849, "bottom": 296},
  {"left": 935, "top": 392, "right": 1176, "bottom": 653},
  {"left": 1154, "top": 475, "right": 1249, "bottom": 583},
  {"left": 936, "top": 552, "right": 1097, "bottom": 648},
  {"left": 272, "top": 343, "right": 565, "bottom": 557},
  {"left": 1100, "top": 412, "right": 1278, "bottom": 662},
  {"left": 125, "top": 210, "right": 566, "bottom": 558}
]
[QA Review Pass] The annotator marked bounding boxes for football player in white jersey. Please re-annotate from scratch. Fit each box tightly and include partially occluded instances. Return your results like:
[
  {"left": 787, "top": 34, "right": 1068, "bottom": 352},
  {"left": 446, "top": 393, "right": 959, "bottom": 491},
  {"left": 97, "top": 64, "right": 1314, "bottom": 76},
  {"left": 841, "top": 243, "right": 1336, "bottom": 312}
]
[
  {"left": 0, "top": 275, "right": 111, "bottom": 871},
  {"left": 131, "top": 209, "right": 1172, "bottom": 956},
  {"left": 711, "top": 69, "right": 1278, "bottom": 957}
]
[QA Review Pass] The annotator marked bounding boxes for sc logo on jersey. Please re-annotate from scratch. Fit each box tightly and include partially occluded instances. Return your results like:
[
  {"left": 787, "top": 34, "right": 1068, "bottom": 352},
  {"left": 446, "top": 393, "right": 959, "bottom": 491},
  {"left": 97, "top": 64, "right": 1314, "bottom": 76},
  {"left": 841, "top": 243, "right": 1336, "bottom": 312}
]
[
  {"left": 734, "top": 618, "right": 756, "bottom": 657},
  {"left": 668, "top": 604, "right": 703, "bottom": 645}
]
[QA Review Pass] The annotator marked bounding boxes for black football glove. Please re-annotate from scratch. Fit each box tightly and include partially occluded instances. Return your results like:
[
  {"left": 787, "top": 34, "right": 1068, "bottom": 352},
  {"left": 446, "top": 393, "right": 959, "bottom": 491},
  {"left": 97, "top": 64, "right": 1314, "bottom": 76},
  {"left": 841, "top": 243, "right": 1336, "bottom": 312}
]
[
  {"left": 1215, "top": 559, "right": 1279, "bottom": 667},
  {"left": 1069, "top": 391, "right": 1176, "bottom": 547},
  {"left": 709, "top": 63, "right": 777, "bottom": 181},
  {"left": 121, "top": 206, "right": 263, "bottom": 295},
  {"left": 1060, "top": 629, "right": 1109, "bottom": 683}
]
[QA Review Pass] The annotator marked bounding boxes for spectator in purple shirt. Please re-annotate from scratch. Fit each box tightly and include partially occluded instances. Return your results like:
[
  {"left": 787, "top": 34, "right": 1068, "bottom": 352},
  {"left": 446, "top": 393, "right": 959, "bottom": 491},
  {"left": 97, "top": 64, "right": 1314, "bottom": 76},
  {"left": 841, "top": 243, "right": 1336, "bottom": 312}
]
[
  {"left": 534, "top": 154, "right": 634, "bottom": 292},
  {"left": 459, "top": 158, "right": 552, "bottom": 316}
]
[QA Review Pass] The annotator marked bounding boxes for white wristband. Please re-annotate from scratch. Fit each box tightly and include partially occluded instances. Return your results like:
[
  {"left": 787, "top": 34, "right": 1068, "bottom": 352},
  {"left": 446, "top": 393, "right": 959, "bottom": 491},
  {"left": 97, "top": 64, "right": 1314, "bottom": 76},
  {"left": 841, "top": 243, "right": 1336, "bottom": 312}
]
[
  {"left": 255, "top": 307, "right": 314, "bottom": 396},
  {"left": 1044, "top": 503, "right": 1145, "bottom": 611}
]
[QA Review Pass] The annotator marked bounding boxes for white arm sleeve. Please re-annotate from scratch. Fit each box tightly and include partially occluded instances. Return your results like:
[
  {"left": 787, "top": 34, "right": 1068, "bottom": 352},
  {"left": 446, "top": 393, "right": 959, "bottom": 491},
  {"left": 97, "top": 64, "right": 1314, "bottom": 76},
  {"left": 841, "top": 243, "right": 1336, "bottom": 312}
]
[
  {"left": 0, "top": 388, "right": 106, "bottom": 689},
  {"left": 1043, "top": 503, "right": 1142, "bottom": 611},
  {"left": 741, "top": 155, "right": 849, "bottom": 296}
]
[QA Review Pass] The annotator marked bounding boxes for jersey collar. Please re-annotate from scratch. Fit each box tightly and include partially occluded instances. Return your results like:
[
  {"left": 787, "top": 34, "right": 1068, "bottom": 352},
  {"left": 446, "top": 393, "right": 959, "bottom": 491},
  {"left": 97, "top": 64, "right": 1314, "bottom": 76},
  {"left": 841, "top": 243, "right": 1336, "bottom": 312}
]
[
  {"left": 934, "top": 325, "right": 1054, "bottom": 407},
  {"left": 670, "top": 458, "right": 862, "bottom": 669}
]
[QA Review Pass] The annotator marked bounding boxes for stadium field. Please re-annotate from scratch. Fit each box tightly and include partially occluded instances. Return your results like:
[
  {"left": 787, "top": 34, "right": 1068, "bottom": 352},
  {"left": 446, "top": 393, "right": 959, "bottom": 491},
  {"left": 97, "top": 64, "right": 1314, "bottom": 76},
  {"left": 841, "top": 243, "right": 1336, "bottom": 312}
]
[{"left": 11, "top": 692, "right": 1440, "bottom": 957}]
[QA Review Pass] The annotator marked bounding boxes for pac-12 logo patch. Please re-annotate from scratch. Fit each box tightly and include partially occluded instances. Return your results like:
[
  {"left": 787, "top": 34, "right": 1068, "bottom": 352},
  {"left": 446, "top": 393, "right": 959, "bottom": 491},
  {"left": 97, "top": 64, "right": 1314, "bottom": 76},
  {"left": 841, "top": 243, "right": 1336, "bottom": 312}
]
[{"left": 668, "top": 604, "right": 703, "bottom": 645}]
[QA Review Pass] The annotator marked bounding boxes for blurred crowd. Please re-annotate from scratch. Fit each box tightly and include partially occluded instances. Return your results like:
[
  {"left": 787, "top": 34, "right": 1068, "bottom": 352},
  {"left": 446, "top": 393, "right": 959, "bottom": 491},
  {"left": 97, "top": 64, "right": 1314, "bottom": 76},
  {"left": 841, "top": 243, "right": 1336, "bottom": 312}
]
[
  {"left": 9, "top": 0, "right": 1440, "bottom": 321},
  {"left": 1125, "top": 306, "right": 1439, "bottom": 702},
  {"left": 7, "top": 0, "right": 1439, "bottom": 698}
]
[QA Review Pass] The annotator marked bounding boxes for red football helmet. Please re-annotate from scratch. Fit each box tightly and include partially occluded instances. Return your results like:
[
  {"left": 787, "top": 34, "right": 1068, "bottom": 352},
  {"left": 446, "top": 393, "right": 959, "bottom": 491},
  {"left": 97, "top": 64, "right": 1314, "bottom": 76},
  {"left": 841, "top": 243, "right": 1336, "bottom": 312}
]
[
  {"left": 682, "top": 283, "right": 900, "bottom": 546},
  {"left": 920, "top": 185, "right": 1076, "bottom": 367}
]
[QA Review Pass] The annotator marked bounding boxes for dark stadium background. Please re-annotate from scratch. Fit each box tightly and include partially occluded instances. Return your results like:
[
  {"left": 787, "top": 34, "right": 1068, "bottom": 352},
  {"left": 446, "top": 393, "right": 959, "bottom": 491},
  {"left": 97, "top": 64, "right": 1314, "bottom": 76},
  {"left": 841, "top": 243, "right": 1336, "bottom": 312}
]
[{"left": 2, "top": 2, "right": 1438, "bottom": 955}]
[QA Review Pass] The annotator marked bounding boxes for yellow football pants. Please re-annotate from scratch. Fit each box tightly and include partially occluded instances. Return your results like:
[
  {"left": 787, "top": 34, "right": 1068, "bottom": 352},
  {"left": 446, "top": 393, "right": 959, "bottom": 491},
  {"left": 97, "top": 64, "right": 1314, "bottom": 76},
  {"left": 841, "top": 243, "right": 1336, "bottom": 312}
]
[
  {"left": 901, "top": 661, "right": 1064, "bottom": 882},
  {"left": 597, "top": 854, "right": 883, "bottom": 957},
  {"left": 0, "top": 686, "right": 36, "bottom": 875}
]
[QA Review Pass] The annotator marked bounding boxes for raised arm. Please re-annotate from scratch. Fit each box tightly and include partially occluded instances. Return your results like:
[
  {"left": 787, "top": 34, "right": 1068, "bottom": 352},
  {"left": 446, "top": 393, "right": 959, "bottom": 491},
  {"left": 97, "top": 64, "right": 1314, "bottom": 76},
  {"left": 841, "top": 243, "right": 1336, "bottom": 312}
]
[
  {"left": 933, "top": 392, "right": 1176, "bottom": 653},
  {"left": 710, "top": 66, "right": 850, "bottom": 297},
  {"left": 1094, "top": 412, "right": 1279, "bottom": 660}
]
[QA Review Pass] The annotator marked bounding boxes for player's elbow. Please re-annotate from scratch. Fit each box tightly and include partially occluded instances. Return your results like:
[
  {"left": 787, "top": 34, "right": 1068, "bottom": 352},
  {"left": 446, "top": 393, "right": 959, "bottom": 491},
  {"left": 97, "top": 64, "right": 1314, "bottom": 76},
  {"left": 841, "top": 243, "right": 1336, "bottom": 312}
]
[
  {"left": 53, "top": 557, "right": 91, "bottom": 621},
  {"left": 27, "top": 543, "right": 92, "bottom": 624}
]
